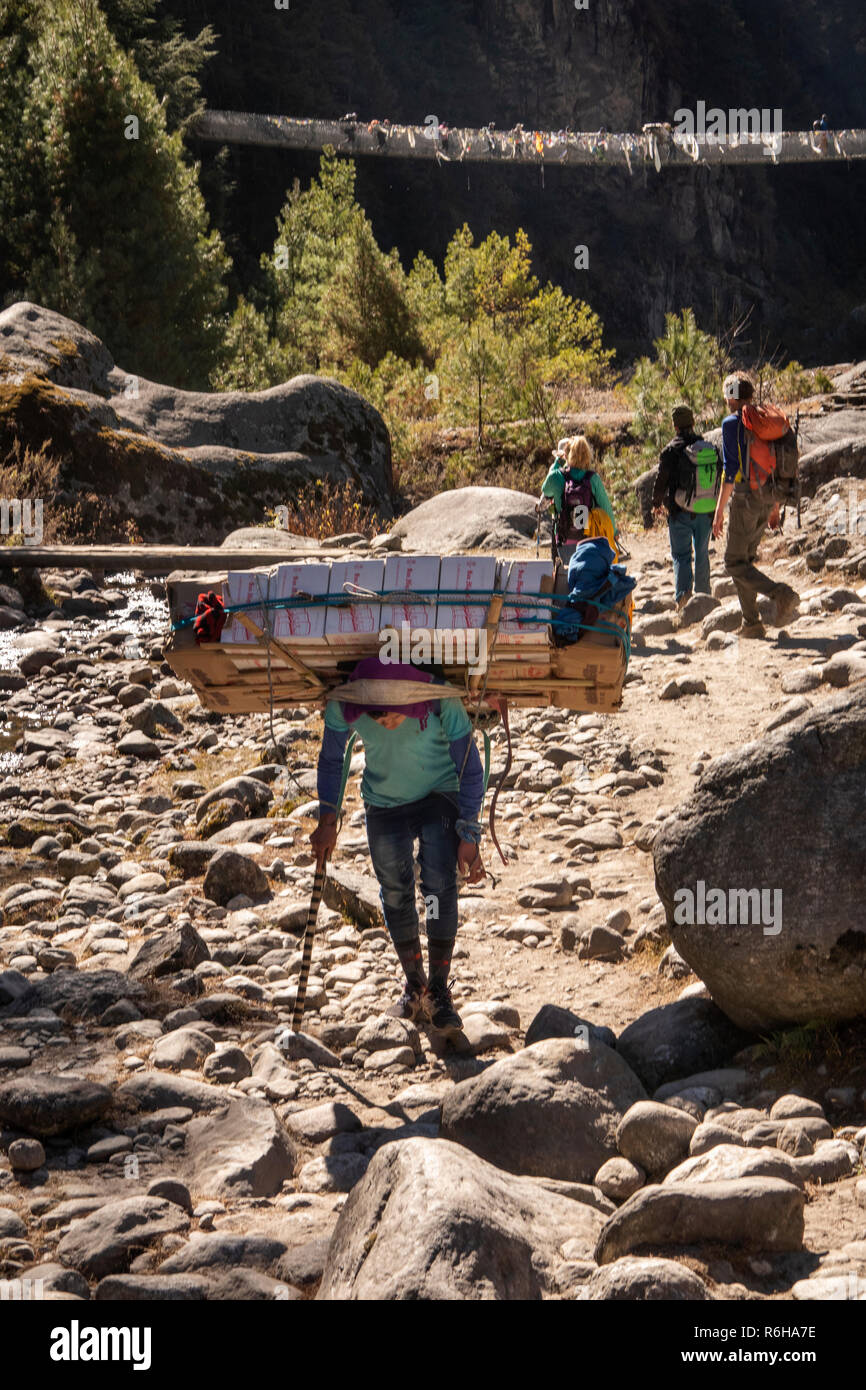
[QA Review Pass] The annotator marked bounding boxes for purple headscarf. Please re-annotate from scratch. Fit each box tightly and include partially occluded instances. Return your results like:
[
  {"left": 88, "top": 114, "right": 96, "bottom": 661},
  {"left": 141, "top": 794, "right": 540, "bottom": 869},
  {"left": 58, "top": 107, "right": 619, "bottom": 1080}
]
[{"left": 341, "top": 657, "right": 435, "bottom": 729}]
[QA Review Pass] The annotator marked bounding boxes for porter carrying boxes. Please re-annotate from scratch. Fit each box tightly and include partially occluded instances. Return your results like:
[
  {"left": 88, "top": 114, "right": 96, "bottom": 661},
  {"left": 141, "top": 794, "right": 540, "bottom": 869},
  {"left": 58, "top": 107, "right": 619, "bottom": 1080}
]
[{"left": 165, "top": 548, "right": 632, "bottom": 715}]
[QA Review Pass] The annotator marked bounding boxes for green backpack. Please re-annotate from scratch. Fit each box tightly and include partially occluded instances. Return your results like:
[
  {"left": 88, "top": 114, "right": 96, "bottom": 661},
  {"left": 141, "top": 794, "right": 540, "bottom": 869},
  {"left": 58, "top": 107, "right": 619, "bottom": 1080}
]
[{"left": 674, "top": 440, "right": 722, "bottom": 514}]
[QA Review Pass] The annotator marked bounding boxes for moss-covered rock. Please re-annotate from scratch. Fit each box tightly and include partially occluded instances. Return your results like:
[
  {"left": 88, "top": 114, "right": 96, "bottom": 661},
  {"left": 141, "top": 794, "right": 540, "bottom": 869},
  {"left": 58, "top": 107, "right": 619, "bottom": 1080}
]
[{"left": 0, "top": 302, "right": 394, "bottom": 543}]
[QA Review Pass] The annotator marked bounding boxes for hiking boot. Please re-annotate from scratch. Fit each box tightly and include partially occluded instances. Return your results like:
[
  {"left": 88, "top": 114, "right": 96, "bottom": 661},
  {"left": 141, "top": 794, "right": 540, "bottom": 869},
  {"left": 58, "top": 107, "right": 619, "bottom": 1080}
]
[
  {"left": 738, "top": 619, "right": 766, "bottom": 639},
  {"left": 388, "top": 982, "right": 426, "bottom": 1022},
  {"left": 769, "top": 583, "right": 800, "bottom": 627},
  {"left": 426, "top": 979, "right": 463, "bottom": 1033},
  {"left": 676, "top": 591, "right": 693, "bottom": 611}
]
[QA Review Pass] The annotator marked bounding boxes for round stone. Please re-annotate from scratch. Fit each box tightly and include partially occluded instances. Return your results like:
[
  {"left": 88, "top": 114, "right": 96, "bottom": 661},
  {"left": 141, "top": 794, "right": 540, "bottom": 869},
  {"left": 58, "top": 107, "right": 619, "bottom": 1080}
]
[{"left": 8, "top": 1137, "right": 46, "bottom": 1172}]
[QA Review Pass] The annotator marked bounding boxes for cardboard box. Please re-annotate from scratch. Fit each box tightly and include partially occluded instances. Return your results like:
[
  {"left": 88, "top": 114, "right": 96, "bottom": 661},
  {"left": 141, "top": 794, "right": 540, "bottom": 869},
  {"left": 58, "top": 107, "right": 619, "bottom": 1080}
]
[
  {"left": 497, "top": 560, "right": 554, "bottom": 644},
  {"left": 325, "top": 560, "right": 384, "bottom": 646},
  {"left": 553, "top": 635, "right": 626, "bottom": 689},
  {"left": 550, "top": 598, "right": 630, "bottom": 688},
  {"left": 380, "top": 555, "right": 440, "bottom": 633},
  {"left": 272, "top": 563, "right": 331, "bottom": 643},
  {"left": 435, "top": 555, "right": 498, "bottom": 630},
  {"left": 569, "top": 682, "right": 623, "bottom": 711},
  {"left": 222, "top": 570, "right": 275, "bottom": 645}
]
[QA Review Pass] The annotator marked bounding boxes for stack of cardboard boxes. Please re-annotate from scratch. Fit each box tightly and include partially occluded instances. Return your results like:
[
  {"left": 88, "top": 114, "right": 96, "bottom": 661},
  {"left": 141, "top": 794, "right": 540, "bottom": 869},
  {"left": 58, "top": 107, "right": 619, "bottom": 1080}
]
[{"left": 165, "top": 553, "right": 629, "bottom": 714}]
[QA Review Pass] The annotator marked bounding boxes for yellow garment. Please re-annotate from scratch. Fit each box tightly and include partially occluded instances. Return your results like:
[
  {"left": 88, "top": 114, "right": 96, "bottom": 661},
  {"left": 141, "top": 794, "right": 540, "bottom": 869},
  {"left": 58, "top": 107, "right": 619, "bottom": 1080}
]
[
  {"left": 586, "top": 506, "right": 619, "bottom": 555},
  {"left": 584, "top": 509, "right": 633, "bottom": 618}
]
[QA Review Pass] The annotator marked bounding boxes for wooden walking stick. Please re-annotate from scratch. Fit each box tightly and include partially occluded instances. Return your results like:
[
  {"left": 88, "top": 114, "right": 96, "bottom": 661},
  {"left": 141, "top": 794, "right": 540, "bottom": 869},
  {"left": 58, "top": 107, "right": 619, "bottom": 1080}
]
[{"left": 291, "top": 730, "right": 357, "bottom": 1034}]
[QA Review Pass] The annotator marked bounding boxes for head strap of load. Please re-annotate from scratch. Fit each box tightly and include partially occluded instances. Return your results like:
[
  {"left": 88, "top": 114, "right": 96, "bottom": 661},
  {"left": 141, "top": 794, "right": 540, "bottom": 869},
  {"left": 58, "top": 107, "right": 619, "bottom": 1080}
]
[{"left": 327, "top": 678, "right": 465, "bottom": 706}]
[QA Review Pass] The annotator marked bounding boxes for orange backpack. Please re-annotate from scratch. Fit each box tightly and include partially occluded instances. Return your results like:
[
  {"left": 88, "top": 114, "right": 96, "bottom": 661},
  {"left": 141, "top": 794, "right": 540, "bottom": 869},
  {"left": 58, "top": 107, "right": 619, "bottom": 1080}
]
[{"left": 741, "top": 402, "right": 792, "bottom": 490}]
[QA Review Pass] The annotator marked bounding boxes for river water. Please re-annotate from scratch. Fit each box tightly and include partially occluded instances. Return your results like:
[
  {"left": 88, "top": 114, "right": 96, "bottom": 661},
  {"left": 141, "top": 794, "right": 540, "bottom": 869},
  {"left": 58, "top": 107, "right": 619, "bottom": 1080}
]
[{"left": 0, "top": 572, "right": 167, "bottom": 777}]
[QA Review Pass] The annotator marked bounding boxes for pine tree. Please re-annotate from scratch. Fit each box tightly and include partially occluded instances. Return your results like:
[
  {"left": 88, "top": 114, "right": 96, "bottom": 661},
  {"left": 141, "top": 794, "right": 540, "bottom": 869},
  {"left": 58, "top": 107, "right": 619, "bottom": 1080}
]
[
  {"left": 263, "top": 152, "right": 360, "bottom": 372},
  {"left": 321, "top": 220, "right": 421, "bottom": 370},
  {"left": 12, "top": 0, "right": 228, "bottom": 388},
  {"left": 0, "top": 0, "right": 44, "bottom": 298},
  {"left": 630, "top": 308, "right": 722, "bottom": 459},
  {"left": 99, "top": 0, "right": 216, "bottom": 134},
  {"left": 210, "top": 297, "right": 286, "bottom": 391}
]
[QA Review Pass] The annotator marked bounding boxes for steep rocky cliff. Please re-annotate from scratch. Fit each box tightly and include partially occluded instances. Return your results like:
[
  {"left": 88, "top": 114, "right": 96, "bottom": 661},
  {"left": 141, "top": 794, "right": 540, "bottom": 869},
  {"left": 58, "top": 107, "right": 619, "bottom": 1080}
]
[{"left": 174, "top": 0, "right": 866, "bottom": 360}]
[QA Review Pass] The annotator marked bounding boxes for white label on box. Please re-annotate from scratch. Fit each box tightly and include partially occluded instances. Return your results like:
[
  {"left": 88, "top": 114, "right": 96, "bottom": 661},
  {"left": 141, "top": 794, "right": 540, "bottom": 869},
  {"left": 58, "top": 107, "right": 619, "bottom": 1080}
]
[
  {"left": 499, "top": 559, "right": 553, "bottom": 633},
  {"left": 272, "top": 564, "right": 330, "bottom": 641},
  {"left": 435, "top": 555, "right": 498, "bottom": 630},
  {"left": 325, "top": 560, "right": 384, "bottom": 637},
  {"left": 380, "top": 555, "right": 440, "bottom": 631},
  {"left": 222, "top": 570, "right": 273, "bottom": 644}
]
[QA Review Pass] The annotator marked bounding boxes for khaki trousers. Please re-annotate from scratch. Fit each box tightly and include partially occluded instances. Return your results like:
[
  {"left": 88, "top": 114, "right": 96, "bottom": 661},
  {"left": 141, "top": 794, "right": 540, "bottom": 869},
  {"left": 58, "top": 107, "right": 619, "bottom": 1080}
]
[{"left": 724, "top": 487, "right": 776, "bottom": 624}]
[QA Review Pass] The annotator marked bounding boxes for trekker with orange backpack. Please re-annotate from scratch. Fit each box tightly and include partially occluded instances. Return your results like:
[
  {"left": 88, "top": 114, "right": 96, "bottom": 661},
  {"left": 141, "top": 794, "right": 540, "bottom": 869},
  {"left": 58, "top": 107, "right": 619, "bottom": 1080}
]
[{"left": 711, "top": 375, "right": 800, "bottom": 639}]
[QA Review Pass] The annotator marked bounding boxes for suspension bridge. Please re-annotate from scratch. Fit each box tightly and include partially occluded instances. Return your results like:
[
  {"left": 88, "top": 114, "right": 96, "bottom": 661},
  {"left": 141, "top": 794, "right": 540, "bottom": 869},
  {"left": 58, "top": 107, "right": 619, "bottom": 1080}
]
[{"left": 189, "top": 111, "right": 866, "bottom": 171}]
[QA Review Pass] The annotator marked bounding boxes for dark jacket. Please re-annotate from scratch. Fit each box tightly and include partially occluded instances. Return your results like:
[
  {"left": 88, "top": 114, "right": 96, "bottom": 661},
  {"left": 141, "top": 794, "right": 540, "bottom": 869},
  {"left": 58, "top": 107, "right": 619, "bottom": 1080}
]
[{"left": 653, "top": 430, "right": 699, "bottom": 517}]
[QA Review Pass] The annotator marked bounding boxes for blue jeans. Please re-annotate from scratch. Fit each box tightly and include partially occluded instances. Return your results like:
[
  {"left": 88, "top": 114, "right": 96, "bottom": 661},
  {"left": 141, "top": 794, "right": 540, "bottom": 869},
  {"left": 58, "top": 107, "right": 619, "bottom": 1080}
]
[
  {"left": 668, "top": 511, "right": 712, "bottom": 600},
  {"left": 365, "top": 793, "right": 459, "bottom": 946}
]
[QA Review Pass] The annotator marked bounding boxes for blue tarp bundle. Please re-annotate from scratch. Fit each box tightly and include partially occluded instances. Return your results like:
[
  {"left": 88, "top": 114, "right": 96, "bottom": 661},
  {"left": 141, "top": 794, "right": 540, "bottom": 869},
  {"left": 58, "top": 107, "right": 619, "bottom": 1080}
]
[{"left": 551, "top": 538, "right": 636, "bottom": 645}]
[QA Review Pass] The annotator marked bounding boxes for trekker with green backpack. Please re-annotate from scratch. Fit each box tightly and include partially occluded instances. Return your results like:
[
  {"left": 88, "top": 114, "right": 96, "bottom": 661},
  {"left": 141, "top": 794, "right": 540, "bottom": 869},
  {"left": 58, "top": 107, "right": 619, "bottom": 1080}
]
[{"left": 652, "top": 405, "right": 721, "bottom": 609}]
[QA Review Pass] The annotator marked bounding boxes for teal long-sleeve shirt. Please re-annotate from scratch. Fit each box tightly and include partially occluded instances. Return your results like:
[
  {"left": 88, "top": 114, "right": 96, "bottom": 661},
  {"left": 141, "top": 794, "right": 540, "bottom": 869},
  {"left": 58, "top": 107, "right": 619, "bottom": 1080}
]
[
  {"left": 542, "top": 461, "right": 618, "bottom": 535},
  {"left": 317, "top": 698, "right": 483, "bottom": 824}
]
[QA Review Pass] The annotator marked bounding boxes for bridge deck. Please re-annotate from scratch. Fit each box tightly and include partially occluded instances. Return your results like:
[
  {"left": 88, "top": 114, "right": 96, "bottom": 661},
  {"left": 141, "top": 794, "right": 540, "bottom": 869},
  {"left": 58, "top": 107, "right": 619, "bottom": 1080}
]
[
  {"left": 190, "top": 112, "right": 866, "bottom": 169},
  {"left": 0, "top": 544, "right": 348, "bottom": 575}
]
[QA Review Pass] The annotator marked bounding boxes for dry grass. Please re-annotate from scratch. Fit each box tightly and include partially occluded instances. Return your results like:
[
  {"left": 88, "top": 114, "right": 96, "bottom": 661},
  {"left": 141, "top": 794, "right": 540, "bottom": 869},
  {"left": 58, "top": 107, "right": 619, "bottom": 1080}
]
[{"left": 272, "top": 479, "right": 388, "bottom": 541}]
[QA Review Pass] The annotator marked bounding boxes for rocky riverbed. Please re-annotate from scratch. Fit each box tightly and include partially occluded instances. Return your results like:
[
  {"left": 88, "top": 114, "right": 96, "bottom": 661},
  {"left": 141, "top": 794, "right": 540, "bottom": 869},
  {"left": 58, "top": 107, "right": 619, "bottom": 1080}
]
[{"left": 0, "top": 516, "right": 865, "bottom": 1301}]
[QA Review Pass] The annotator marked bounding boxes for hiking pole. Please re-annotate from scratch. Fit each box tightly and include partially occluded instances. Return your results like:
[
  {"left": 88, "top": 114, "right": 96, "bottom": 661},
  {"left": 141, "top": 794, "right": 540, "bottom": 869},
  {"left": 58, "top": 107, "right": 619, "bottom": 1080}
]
[
  {"left": 534, "top": 499, "right": 545, "bottom": 558},
  {"left": 794, "top": 407, "right": 802, "bottom": 530},
  {"left": 291, "top": 730, "right": 357, "bottom": 1034}
]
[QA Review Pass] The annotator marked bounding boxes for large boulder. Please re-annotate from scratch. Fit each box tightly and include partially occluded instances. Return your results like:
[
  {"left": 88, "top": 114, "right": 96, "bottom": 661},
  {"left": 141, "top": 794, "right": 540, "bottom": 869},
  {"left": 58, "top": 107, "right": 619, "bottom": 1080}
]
[
  {"left": 195, "top": 776, "right": 273, "bottom": 823},
  {"left": 0, "top": 302, "right": 394, "bottom": 544},
  {"left": 615, "top": 1101, "right": 698, "bottom": 1177},
  {"left": 616, "top": 999, "right": 752, "bottom": 1092},
  {"left": 57, "top": 1197, "right": 189, "bottom": 1279},
  {"left": 799, "top": 436, "right": 866, "bottom": 494},
  {"left": 440, "top": 1037, "right": 646, "bottom": 1182},
  {"left": 653, "top": 686, "right": 866, "bottom": 1031},
  {"left": 322, "top": 865, "right": 385, "bottom": 929},
  {"left": 183, "top": 1097, "right": 296, "bottom": 1198},
  {"left": 663, "top": 1143, "right": 805, "bottom": 1189},
  {"left": 318, "top": 1137, "right": 606, "bottom": 1300},
  {"left": 27, "top": 970, "right": 145, "bottom": 1021},
  {"left": 633, "top": 467, "right": 658, "bottom": 528},
  {"left": 524, "top": 1003, "right": 616, "bottom": 1050},
  {"left": 581, "top": 1256, "right": 712, "bottom": 1301},
  {"left": 127, "top": 923, "right": 210, "bottom": 982},
  {"left": 203, "top": 849, "right": 270, "bottom": 905},
  {"left": 0, "top": 301, "right": 115, "bottom": 392},
  {"left": 594, "top": 1178, "right": 805, "bottom": 1264},
  {"left": 0, "top": 1074, "right": 112, "bottom": 1136},
  {"left": 116, "top": 1072, "right": 229, "bottom": 1114},
  {"left": 387, "top": 487, "right": 538, "bottom": 553}
]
